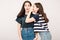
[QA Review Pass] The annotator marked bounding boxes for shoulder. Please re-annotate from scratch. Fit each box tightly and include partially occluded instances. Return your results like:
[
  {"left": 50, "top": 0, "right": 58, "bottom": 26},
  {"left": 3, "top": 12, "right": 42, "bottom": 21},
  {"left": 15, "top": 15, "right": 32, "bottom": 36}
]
[
  {"left": 31, "top": 13, "right": 39, "bottom": 21},
  {"left": 16, "top": 17, "right": 22, "bottom": 22},
  {"left": 15, "top": 17, "right": 22, "bottom": 24}
]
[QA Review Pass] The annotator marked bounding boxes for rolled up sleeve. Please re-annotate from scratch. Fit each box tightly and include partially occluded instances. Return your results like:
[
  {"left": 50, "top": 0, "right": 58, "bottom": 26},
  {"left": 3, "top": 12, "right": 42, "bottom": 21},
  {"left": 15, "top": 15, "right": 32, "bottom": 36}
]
[{"left": 16, "top": 17, "right": 22, "bottom": 24}]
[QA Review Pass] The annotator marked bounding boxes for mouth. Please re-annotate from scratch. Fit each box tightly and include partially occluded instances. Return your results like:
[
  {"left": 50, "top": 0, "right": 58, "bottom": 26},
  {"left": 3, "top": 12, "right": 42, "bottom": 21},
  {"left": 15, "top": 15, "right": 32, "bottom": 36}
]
[{"left": 26, "top": 9, "right": 29, "bottom": 10}]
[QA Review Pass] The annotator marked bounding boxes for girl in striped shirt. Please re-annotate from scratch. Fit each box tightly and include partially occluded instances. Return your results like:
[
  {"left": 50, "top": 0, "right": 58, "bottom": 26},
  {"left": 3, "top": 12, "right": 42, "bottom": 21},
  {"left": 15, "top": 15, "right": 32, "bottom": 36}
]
[
  {"left": 33, "top": 3, "right": 52, "bottom": 40},
  {"left": 26, "top": 2, "right": 52, "bottom": 40}
]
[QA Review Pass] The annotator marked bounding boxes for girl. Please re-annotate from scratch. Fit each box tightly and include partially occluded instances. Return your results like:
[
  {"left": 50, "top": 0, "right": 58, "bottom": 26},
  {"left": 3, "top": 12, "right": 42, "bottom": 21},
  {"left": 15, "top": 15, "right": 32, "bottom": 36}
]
[
  {"left": 25, "top": 3, "right": 52, "bottom": 40},
  {"left": 15, "top": 1, "right": 38, "bottom": 40}
]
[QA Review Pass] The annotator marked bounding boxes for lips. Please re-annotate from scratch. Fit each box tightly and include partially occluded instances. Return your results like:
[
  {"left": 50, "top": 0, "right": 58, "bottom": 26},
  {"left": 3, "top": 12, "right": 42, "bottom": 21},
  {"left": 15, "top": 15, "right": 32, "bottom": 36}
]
[{"left": 26, "top": 9, "right": 29, "bottom": 10}]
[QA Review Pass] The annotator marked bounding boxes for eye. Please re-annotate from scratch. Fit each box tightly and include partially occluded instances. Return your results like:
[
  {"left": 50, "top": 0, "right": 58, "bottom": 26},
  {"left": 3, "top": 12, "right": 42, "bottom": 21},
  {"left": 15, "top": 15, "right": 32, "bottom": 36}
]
[
  {"left": 27, "top": 3, "right": 30, "bottom": 7},
  {"left": 28, "top": 5, "right": 30, "bottom": 6}
]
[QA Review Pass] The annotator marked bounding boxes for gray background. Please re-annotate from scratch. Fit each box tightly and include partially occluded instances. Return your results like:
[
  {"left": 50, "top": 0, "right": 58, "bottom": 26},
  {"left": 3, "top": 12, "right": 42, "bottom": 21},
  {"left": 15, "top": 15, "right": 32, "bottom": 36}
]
[{"left": 0, "top": 0, "right": 60, "bottom": 40}]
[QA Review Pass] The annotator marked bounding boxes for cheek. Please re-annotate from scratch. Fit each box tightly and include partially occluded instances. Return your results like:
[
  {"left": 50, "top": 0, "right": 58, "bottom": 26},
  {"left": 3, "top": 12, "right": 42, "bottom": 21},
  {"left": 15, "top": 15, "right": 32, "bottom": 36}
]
[
  {"left": 24, "top": 6, "right": 26, "bottom": 10},
  {"left": 33, "top": 7, "right": 37, "bottom": 11},
  {"left": 28, "top": 7, "right": 30, "bottom": 9}
]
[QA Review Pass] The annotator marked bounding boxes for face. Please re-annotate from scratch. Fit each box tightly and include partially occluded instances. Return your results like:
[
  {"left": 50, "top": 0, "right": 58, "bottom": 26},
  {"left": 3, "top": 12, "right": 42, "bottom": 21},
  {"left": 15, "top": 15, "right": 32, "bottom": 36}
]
[
  {"left": 33, "top": 4, "right": 39, "bottom": 13},
  {"left": 24, "top": 2, "right": 31, "bottom": 12}
]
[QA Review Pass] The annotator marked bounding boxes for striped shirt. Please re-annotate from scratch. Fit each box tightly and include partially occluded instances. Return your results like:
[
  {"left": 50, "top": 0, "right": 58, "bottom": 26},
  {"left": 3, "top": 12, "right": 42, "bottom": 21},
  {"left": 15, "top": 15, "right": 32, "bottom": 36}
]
[{"left": 34, "top": 14, "right": 49, "bottom": 32}]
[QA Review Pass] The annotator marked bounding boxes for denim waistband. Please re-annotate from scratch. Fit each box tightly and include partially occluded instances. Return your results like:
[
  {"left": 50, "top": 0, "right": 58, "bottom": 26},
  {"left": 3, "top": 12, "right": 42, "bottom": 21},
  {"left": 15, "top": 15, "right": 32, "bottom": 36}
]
[{"left": 21, "top": 28, "right": 33, "bottom": 30}]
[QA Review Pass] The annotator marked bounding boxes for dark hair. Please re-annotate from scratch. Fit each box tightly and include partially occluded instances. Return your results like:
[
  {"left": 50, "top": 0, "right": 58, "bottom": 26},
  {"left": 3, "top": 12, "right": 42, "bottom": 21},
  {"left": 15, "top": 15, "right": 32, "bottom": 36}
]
[
  {"left": 17, "top": 1, "right": 32, "bottom": 17},
  {"left": 34, "top": 3, "right": 49, "bottom": 23}
]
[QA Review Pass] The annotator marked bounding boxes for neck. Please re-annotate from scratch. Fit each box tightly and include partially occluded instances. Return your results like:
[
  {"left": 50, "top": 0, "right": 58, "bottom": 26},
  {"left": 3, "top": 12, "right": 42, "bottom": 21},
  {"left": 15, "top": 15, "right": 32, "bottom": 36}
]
[
  {"left": 33, "top": 12, "right": 37, "bottom": 14},
  {"left": 25, "top": 11, "right": 29, "bottom": 15}
]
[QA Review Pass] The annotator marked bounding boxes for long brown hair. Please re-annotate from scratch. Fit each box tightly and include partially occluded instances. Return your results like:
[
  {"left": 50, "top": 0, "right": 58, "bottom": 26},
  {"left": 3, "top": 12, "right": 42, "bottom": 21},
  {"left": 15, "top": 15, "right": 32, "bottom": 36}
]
[
  {"left": 17, "top": 1, "right": 32, "bottom": 17},
  {"left": 34, "top": 3, "right": 49, "bottom": 23}
]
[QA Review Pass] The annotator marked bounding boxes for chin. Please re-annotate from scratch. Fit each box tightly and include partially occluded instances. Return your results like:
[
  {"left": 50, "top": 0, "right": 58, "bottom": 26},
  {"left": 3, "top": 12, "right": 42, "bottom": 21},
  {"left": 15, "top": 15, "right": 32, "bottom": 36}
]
[{"left": 26, "top": 10, "right": 29, "bottom": 12}]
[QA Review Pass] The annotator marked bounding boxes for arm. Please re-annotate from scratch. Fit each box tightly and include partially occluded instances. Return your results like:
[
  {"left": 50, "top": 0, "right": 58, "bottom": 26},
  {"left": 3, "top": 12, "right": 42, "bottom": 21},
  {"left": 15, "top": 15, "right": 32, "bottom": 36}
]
[
  {"left": 25, "top": 11, "right": 36, "bottom": 23},
  {"left": 25, "top": 6, "right": 36, "bottom": 23},
  {"left": 17, "top": 23, "right": 22, "bottom": 40},
  {"left": 34, "top": 33, "right": 39, "bottom": 40}
]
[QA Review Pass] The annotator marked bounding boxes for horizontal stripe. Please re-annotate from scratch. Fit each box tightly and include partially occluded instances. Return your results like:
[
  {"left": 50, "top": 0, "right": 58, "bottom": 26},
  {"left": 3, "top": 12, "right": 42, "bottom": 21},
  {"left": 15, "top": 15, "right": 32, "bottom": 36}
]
[
  {"left": 38, "top": 20, "right": 45, "bottom": 22},
  {"left": 39, "top": 19, "right": 45, "bottom": 20},
  {"left": 39, "top": 15, "right": 43, "bottom": 16},
  {"left": 34, "top": 30, "right": 49, "bottom": 32},
  {"left": 34, "top": 29, "right": 49, "bottom": 32},
  {"left": 35, "top": 28, "right": 48, "bottom": 29},
  {"left": 41, "top": 23, "right": 47, "bottom": 25},
  {"left": 34, "top": 26, "right": 48, "bottom": 28},
  {"left": 34, "top": 24, "right": 47, "bottom": 26},
  {"left": 39, "top": 17, "right": 44, "bottom": 19},
  {"left": 39, "top": 22, "right": 46, "bottom": 23},
  {"left": 39, "top": 14, "right": 42, "bottom": 16},
  {"left": 35, "top": 22, "right": 47, "bottom": 25},
  {"left": 34, "top": 27, "right": 48, "bottom": 30},
  {"left": 34, "top": 27, "right": 44, "bottom": 28},
  {"left": 34, "top": 24, "right": 40, "bottom": 25},
  {"left": 34, "top": 22, "right": 47, "bottom": 26}
]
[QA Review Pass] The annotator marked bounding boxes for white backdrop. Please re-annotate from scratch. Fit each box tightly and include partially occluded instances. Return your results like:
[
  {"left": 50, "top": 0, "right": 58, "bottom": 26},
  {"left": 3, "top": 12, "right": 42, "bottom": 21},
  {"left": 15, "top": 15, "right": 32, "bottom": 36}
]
[{"left": 0, "top": 0, "right": 60, "bottom": 40}]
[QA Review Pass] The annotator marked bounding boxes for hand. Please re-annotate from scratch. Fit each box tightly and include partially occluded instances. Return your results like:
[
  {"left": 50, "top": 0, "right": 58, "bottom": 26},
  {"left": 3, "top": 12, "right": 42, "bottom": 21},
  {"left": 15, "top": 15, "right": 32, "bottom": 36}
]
[
  {"left": 20, "top": 38, "right": 22, "bottom": 40},
  {"left": 19, "top": 37, "right": 22, "bottom": 40},
  {"left": 34, "top": 33, "right": 39, "bottom": 40},
  {"left": 33, "top": 37, "right": 38, "bottom": 40},
  {"left": 19, "top": 38, "right": 22, "bottom": 40}
]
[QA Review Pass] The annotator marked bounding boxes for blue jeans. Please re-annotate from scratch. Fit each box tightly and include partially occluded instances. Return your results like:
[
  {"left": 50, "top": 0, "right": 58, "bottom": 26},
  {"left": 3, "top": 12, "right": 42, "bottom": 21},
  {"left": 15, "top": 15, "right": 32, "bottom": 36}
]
[
  {"left": 39, "top": 31, "right": 51, "bottom": 40},
  {"left": 21, "top": 28, "right": 35, "bottom": 40}
]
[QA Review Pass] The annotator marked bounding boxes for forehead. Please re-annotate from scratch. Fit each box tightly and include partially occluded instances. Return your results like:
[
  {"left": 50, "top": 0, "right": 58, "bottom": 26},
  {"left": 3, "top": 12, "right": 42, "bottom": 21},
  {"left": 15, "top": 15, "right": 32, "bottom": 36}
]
[{"left": 24, "top": 2, "right": 30, "bottom": 5}]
